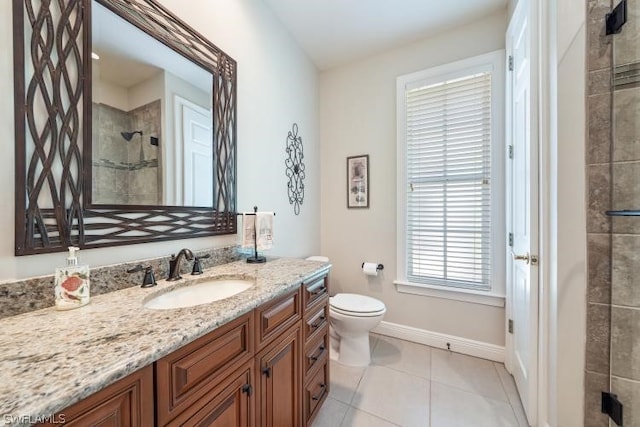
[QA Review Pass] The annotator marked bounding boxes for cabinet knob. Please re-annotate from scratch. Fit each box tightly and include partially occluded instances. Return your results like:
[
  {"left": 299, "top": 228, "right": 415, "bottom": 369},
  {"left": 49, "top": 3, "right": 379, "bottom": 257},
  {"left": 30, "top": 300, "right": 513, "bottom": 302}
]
[
  {"left": 311, "top": 384, "right": 327, "bottom": 401},
  {"left": 311, "top": 316, "right": 326, "bottom": 329},
  {"left": 310, "top": 286, "right": 327, "bottom": 296},
  {"left": 310, "top": 345, "right": 326, "bottom": 362},
  {"left": 262, "top": 366, "right": 271, "bottom": 378}
]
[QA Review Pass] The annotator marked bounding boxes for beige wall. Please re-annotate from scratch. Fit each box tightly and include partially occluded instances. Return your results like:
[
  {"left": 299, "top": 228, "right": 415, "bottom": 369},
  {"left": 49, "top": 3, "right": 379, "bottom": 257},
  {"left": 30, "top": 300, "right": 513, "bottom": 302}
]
[
  {"left": 0, "top": 0, "right": 320, "bottom": 280},
  {"left": 319, "top": 10, "right": 508, "bottom": 346}
]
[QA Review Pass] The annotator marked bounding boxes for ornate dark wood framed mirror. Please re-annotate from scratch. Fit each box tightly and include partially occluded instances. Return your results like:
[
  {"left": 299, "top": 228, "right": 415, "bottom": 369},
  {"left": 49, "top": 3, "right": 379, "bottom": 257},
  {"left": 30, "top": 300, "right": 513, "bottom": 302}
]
[{"left": 13, "top": 0, "right": 237, "bottom": 255}]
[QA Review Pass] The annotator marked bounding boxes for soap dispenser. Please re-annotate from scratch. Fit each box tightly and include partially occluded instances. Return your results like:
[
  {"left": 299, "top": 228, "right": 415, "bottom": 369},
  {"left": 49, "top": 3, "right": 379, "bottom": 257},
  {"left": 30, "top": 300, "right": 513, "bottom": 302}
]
[{"left": 54, "top": 246, "right": 90, "bottom": 310}]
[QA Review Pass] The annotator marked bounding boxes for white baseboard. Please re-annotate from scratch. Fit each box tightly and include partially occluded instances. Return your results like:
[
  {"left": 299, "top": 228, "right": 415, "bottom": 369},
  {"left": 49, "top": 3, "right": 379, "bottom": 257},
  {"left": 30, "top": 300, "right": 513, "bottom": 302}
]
[{"left": 372, "top": 321, "right": 505, "bottom": 363}]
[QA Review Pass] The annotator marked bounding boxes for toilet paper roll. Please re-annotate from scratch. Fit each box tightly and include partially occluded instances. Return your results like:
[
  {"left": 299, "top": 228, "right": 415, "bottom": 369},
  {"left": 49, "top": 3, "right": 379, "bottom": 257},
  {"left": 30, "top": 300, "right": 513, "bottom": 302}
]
[{"left": 362, "top": 262, "right": 379, "bottom": 276}]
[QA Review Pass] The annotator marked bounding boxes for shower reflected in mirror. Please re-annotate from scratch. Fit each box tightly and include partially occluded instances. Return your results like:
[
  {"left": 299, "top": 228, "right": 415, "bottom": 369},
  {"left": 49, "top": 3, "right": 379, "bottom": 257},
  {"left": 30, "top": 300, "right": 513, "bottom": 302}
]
[{"left": 121, "top": 130, "right": 143, "bottom": 141}]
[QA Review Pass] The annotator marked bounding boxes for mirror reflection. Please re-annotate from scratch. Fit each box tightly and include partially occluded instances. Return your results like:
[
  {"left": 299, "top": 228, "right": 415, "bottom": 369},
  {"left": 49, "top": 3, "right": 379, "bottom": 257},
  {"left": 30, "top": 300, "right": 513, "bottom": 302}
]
[{"left": 91, "top": 1, "right": 214, "bottom": 207}]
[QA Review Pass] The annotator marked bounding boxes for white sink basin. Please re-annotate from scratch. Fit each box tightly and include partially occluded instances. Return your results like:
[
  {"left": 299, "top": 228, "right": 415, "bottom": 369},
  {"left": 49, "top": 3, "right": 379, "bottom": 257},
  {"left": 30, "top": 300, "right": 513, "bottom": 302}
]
[{"left": 144, "top": 279, "right": 253, "bottom": 310}]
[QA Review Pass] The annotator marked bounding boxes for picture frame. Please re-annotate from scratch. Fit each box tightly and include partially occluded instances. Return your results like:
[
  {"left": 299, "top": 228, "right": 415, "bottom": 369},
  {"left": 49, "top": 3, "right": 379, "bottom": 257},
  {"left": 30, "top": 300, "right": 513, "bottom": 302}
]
[{"left": 347, "top": 154, "right": 370, "bottom": 208}]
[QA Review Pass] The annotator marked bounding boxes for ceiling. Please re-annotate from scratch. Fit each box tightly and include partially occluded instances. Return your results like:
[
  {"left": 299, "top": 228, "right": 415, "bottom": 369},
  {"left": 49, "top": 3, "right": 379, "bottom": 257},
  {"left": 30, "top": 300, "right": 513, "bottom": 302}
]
[
  {"left": 93, "top": 1, "right": 211, "bottom": 93},
  {"left": 262, "top": 0, "right": 508, "bottom": 70}
]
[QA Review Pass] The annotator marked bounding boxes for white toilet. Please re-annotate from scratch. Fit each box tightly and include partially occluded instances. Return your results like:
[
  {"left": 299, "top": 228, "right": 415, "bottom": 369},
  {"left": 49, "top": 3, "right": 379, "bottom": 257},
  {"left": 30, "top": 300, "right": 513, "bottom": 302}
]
[
  {"left": 329, "top": 293, "right": 386, "bottom": 366},
  {"left": 305, "top": 256, "right": 387, "bottom": 367}
]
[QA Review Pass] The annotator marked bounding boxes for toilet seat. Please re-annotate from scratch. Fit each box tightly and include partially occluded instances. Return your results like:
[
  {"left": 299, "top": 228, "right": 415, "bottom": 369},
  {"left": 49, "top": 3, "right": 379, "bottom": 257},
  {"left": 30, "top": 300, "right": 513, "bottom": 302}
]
[{"left": 330, "top": 293, "right": 386, "bottom": 317}]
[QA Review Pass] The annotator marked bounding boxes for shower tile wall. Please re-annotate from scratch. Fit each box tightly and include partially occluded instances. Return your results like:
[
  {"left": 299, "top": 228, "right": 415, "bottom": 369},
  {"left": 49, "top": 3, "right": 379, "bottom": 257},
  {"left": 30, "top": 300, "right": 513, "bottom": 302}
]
[
  {"left": 92, "top": 103, "right": 129, "bottom": 205},
  {"left": 586, "top": 0, "right": 640, "bottom": 425},
  {"left": 610, "top": 0, "right": 640, "bottom": 424},
  {"left": 92, "top": 100, "right": 161, "bottom": 205},
  {"left": 585, "top": 1, "right": 613, "bottom": 426},
  {"left": 129, "top": 101, "right": 162, "bottom": 205}
]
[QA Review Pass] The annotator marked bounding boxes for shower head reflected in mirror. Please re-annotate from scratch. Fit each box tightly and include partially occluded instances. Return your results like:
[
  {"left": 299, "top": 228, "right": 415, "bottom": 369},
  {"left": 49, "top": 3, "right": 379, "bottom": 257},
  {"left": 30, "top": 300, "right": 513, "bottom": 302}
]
[{"left": 121, "top": 130, "right": 143, "bottom": 141}]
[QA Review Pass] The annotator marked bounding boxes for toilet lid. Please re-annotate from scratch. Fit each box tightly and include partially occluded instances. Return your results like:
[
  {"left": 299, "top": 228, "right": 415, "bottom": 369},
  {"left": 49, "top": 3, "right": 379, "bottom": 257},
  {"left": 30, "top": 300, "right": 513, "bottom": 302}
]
[{"left": 330, "top": 293, "right": 386, "bottom": 315}]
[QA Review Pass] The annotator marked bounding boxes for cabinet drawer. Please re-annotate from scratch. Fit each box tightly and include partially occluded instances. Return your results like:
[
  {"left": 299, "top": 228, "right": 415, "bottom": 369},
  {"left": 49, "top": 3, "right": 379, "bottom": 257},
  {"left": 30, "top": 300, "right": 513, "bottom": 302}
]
[
  {"left": 255, "top": 288, "right": 301, "bottom": 350},
  {"left": 303, "top": 360, "right": 329, "bottom": 426},
  {"left": 303, "top": 329, "right": 328, "bottom": 381},
  {"left": 166, "top": 363, "right": 253, "bottom": 427},
  {"left": 303, "top": 299, "right": 328, "bottom": 344},
  {"left": 302, "top": 275, "right": 328, "bottom": 310},
  {"left": 156, "top": 312, "right": 253, "bottom": 426}
]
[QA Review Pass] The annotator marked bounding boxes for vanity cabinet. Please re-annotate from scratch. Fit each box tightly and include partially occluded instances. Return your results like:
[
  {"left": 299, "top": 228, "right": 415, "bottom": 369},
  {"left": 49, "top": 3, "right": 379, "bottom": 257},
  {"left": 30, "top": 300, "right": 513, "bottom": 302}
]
[
  {"left": 253, "top": 288, "right": 302, "bottom": 427},
  {"left": 37, "top": 273, "right": 329, "bottom": 427},
  {"left": 301, "top": 273, "right": 330, "bottom": 426},
  {"left": 35, "top": 365, "right": 154, "bottom": 427}
]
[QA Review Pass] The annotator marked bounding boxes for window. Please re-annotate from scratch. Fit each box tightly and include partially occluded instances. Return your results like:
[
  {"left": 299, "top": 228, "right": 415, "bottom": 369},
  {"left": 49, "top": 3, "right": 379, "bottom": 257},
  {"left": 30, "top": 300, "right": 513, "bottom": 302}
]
[{"left": 396, "top": 51, "right": 505, "bottom": 304}]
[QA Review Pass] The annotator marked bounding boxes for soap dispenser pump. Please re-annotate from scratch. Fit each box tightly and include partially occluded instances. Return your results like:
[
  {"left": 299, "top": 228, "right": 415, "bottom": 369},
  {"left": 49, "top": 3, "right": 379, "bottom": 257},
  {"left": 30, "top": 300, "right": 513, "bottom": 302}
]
[{"left": 54, "top": 246, "right": 90, "bottom": 310}]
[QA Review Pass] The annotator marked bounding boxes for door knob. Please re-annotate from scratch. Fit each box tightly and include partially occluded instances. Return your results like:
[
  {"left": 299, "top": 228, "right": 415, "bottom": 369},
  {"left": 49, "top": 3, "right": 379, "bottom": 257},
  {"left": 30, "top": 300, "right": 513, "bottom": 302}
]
[{"left": 512, "top": 252, "right": 530, "bottom": 264}]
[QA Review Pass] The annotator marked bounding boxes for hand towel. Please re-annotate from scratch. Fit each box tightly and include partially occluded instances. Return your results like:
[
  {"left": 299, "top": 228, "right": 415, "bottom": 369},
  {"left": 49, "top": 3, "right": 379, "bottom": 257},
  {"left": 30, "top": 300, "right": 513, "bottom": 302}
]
[
  {"left": 256, "top": 212, "right": 274, "bottom": 250},
  {"left": 241, "top": 213, "right": 255, "bottom": 249}
]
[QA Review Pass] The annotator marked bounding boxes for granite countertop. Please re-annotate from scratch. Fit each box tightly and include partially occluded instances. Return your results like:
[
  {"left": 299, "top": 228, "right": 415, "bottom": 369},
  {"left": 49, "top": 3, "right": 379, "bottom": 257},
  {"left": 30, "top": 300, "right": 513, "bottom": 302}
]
[{"left": 0, "top": 257, "right": 330, "bottom": 426}]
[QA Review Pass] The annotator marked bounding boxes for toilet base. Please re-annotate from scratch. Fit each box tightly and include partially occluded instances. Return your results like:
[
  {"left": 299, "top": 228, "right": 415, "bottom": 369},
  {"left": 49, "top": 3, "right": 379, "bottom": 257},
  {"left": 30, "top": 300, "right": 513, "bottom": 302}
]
[
  {"left": 329, "top": 325, "right": 339, "bottom": 361},
  {"left": 329, "top": 329, "right": 372, "bottom": 367}
]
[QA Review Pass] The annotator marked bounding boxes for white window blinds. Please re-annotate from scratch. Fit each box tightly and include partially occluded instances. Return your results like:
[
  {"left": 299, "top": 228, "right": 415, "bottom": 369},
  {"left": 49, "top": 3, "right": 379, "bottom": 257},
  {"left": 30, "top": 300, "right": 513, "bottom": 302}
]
[{"left": 404, "top": 72, "right": 492, "bottom": 291}]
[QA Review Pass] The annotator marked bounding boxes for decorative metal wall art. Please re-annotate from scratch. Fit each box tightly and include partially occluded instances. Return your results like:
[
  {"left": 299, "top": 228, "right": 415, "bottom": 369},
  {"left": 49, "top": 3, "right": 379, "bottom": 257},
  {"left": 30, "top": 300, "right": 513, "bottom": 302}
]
[
  {"left": 13, "top": 0, "right": 237, "bottom": 255},
  {"left": 285, "top": 123, "right": 305, "bottom": 215}
]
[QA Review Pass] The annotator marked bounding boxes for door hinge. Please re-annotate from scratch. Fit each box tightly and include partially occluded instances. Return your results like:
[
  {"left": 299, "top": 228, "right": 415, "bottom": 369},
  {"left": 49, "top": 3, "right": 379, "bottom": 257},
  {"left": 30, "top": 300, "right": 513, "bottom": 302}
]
[
  {"left": 508, "top": 319, "right": 513, "bottom": 334},
  {"left": 508, "top": 145, "right": 513, "bottom": 159},
  {"left": 508, "top": 233, "right": 513, "bottom": 247},
  {"left": 602, "top": 392, "right": 623, "bottom": 426},
  {"left": 508, "top": 55, "right": 514, "bottom": 71},
  {"left": 606, "top": 0, "right": 627, "bottom": 35},
  {"left": 242, "top": 384, "right": 252, "bottom": 396}
]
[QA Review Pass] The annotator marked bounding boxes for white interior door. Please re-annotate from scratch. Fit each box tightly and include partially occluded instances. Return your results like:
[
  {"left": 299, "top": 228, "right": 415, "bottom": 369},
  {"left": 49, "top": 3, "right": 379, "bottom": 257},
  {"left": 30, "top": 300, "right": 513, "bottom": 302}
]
[
  {"left": 182, "top": 105, "right": 213, "bottom": 207},
  {"left": 506, "top": 0, "right": 538, "bottom": 425}
]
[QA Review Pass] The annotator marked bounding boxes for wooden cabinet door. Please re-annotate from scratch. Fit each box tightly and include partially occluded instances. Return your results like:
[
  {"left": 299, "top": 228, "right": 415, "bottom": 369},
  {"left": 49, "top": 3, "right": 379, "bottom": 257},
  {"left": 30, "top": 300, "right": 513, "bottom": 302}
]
[
  {"left": 256, "top": 326, "right": 301, "bottom": 427},
  {"left": 166, "top": 364, "right": 253, "bottom": 427},
  {"left": 36, "top": 365, "right": 153, "bottom": 427}
]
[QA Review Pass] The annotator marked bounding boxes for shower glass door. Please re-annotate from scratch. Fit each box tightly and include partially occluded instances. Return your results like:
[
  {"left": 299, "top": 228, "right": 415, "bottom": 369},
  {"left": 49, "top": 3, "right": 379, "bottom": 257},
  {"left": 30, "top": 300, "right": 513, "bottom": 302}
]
[{"left": 610, "top": 0, "right": 640, "bottom": 424}]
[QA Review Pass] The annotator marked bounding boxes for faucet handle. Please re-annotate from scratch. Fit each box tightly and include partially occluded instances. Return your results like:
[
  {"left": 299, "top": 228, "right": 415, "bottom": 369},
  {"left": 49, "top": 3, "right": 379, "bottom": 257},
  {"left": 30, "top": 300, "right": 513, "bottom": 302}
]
[
  {"left": 127, "top": 264, "right": 144, "bottom": 274},
  {"left": 141, "top": 266, "right": 157, "bottom": 288},
  {"left": 191, "top": 254, "right": 211, "bottom": 275},
  {"left": 127, "top": 265, "right": 157, "bottom": 288}
]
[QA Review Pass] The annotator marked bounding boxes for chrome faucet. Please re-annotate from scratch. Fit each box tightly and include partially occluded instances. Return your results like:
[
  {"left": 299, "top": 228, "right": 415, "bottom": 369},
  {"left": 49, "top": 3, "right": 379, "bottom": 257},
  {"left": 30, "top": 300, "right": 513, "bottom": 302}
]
[{"left": 167, "top": 248, "right": 194, "bottom": 281}]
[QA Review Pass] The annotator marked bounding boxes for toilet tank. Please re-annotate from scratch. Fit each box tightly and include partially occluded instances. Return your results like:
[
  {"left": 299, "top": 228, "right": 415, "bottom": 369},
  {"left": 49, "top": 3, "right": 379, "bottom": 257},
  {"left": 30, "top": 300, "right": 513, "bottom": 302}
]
[{"left": 306, "top": 256, "right": 329, "bottom": 262}]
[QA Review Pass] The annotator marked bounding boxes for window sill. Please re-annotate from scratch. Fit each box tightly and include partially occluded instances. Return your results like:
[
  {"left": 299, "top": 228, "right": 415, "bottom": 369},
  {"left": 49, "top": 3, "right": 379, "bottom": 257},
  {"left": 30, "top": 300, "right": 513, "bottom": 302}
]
[{"left": 394, "top": 280, "right": 505, "bottom": 307}]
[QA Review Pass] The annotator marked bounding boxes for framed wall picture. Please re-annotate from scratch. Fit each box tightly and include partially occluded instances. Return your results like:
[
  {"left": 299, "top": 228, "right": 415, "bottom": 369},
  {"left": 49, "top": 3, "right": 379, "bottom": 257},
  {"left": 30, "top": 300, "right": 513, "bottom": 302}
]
[{"left": 347, "top": 154, "right": 369, "bottom": 208}]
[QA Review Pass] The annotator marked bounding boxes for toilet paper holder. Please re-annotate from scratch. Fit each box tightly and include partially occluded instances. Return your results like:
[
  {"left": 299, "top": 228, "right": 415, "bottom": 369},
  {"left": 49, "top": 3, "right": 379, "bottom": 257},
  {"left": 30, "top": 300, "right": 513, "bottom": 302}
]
[{"left": 361, "top": 263, "right": 384, "bottom": 271}]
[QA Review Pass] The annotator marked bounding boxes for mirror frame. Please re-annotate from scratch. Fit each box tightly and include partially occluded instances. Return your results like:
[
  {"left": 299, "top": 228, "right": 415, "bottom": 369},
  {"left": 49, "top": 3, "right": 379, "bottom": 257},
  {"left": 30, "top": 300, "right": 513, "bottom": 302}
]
[{"left": 13, "top": 0, "right": 237, "bottom": 256}]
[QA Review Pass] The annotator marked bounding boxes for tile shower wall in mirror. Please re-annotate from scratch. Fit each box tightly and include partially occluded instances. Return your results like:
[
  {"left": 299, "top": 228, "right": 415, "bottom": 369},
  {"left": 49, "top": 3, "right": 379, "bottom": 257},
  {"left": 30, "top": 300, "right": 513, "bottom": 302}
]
[{"left": 92, "top": 100, "right": 162, "bottom": 205}]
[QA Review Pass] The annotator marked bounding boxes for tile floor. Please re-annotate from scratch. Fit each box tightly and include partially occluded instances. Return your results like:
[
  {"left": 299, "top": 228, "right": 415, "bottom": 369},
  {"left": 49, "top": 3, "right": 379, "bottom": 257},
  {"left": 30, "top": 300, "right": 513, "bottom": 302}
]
[{"left": 312, "top": 334, "right": 528, "bottom": 427}]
